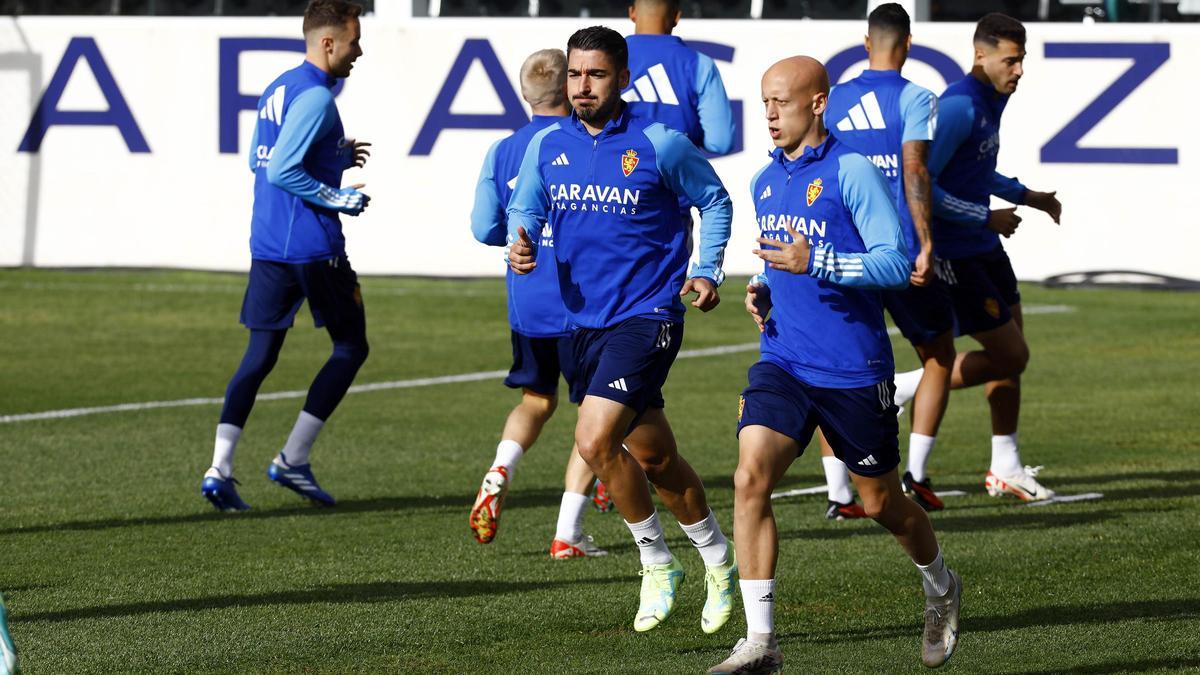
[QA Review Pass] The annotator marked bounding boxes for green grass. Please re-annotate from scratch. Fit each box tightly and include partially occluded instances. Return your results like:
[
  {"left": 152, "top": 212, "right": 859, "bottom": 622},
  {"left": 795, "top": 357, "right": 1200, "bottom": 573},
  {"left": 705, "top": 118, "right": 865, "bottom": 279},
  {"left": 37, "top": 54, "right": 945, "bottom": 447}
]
[{"left": 1, "top": 268, "right": 1198, "bottom": 673}]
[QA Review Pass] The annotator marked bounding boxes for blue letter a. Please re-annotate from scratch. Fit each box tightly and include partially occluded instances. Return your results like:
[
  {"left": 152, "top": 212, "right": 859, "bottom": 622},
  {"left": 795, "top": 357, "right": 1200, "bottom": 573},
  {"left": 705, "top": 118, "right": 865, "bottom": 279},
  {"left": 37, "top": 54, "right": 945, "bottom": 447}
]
[
  {"left": 18, "top": 37, "right": 150, "bottom": 153},
  {"left": 409, "top": 39, "right": 527, "bottom": 156}
]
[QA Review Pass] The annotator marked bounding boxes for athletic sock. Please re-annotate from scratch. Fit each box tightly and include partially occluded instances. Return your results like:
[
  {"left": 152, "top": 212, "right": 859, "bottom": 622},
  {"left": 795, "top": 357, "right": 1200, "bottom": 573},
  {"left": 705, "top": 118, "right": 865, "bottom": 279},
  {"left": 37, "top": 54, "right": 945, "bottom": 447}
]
[
  {"left": 990, "top": 433, "right": 1023, "bottom": 477},
  {"left": 907, "top": 433, "right": 937, "bottom": 483},
  {"left": 678, "top": 510, "right": 730, "bottom": 567},
  {"left": 209, "top": 423, "right": 242, "bottom": 478},
  {"left": 916, "top": 548, "right": 952, "bottom": 597},
  {"left": 895, "top": 368, "right": 924, "bottom": 404},
  {"left": 275, "top": 410, "right": 324, "bottom": 467},
  {"left": 555, "top": 491, "right": 589, "bottom": 542},
  {"left": 626, "top": 511, "right": 673, "bottom": 566},
  {"left": 740, "top": 579, "right": 776, "bottom": 638},
  {"left": 492, "top": 440, "right": 524, "bottom": 474},
  {"left": 822, "top": 456, "right": 854, "bottom": 504}
]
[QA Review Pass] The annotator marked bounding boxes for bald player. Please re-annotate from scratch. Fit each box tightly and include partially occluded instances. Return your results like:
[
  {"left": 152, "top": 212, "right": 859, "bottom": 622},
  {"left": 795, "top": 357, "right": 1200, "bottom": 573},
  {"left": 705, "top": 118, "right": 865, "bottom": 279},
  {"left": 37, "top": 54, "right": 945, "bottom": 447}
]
[{"left": 708, "top": 57, "right": 961, "bottom": 674}]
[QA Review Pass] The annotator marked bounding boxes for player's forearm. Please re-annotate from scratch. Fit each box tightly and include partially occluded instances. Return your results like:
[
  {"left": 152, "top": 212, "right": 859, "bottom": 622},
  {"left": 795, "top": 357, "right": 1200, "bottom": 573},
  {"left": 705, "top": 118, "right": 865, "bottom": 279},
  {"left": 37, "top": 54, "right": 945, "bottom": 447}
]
[
  {"left": 267, "top": 164, "right": 359, "bottom": 212},
  {"left": 688, "top": 198, "right": 733, "bottom": 285},
  {"left": 989, "top": 171, "right": 1028, "bottom": 205},
  {"left": 809, "top": 242, "right": 909, "bottom": 290},
  {"left": 470, "top": 184, "right": 507, "bottom": 246},
  {"left": 904, "top": 165, "right": 934, "bottom": 251},
  {"left": 932, "top": 184, "right": 989, "bottom": 226}
]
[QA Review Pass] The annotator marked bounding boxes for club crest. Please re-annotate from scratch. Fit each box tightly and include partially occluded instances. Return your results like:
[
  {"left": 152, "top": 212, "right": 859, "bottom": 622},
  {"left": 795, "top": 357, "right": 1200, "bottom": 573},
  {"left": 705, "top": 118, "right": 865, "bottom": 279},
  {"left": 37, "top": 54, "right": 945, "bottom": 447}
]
[
  {"left": 806, "top": 178, "right": 823, "bottom": 206},
  {"left": 621, "top": 149, "right": 639, "bottom": 177}
]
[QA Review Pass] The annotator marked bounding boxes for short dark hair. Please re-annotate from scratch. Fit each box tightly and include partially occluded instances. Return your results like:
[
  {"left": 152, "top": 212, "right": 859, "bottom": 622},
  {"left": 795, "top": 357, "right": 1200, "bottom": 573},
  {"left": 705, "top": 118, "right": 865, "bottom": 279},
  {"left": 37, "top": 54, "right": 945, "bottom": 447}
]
[
  {"left": 974, "top": 12, "right": 1026, "bottom": 48},
  {"left": 567, "top": 26, "right": 628, "bottom": 73},
  {"left": 303, "top": 0, "right": 363, "bottom": 35},
  {"left": 868, "top": 3, "right": 910, "bottom": 40}
]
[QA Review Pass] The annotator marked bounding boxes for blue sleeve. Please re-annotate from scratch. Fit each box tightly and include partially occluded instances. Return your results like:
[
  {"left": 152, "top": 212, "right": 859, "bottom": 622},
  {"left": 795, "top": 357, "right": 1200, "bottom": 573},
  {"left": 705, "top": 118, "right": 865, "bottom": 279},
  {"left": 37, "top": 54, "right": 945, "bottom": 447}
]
[
  {"left": 266, "top": 87, "right": 367, "bottom": 215},
  {"left": 811, "top": 153, "right": 908, "bottom": 290},
  {"left": 248, "top": 124, "right": 259, "bottom": 173},
  {"left": 505, "top": 125, "right": 557, "bottom": 259},
  {"left": 747, "top": 162, "right": 772, "bottom": 288},
  {"left": 694, "top": 54, "right": 734, "bottom": 155},
  {"left": 470, "top": 140, "right": 507, "bottom": 246},
  {"left": 646, "top": 123, "right": 733, "bottom": 285},
  {"left": 899, "top": 83, "right": 936, "bottom": 144},
  {"left": 990, "top": 171, "right": 1027, "bottom": 204},
  {"left": 927, "top": 95, "right": 988, "bottom": 226}
]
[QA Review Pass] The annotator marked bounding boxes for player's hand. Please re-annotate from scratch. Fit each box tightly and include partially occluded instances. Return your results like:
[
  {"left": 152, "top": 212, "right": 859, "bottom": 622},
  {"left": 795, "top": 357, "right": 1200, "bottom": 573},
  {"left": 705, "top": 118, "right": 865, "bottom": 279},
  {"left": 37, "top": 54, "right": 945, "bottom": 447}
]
[
  {"left": 339, "top": 183, "right": 370, "bottom": 216},
  {"left": 754, "top": 223, "right": 811, "bottom": 274},
  {"left": 351, "top": 140, "right": 372, "bottom": 168},
  {"left": 986, "top": 207, "right": 1021, "bottom": 238},
  {"left": 681, "top": 277, "right": 720, "bottom": 312},
  {"left": 508, "top": 226, "right": 536, "bottom": 275},
  {"left": 1025, "top": 190, "right": 1061, "bottom": 224},
  {"left": 745, "top": 281, "right": 772, "bottom": 333},
  {"left": 911, "top": 246, "right": 934, "bottom": 287}
]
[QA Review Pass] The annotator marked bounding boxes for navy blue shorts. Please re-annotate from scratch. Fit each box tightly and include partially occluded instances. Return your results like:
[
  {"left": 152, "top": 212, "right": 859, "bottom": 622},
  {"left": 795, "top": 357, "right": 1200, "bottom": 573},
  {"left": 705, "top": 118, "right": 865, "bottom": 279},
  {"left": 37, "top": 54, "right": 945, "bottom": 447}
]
[
  {"left": 736, "top": 361, "right": 900, "bottom": 477},
  {"left": 505, "top": 331, "right": 587, "bottom": 404},
  {"left": 940, "top": 246, "right": 1020, "bottom": 336},
  {"left": 883, "top": 275, "right": 955, "bottom": 347},
  {"left": 240, "top": 256, "right": 364, "bottom": 331},
  {"left": 574, "top": 317, "right": 683, "bottom": 416}
]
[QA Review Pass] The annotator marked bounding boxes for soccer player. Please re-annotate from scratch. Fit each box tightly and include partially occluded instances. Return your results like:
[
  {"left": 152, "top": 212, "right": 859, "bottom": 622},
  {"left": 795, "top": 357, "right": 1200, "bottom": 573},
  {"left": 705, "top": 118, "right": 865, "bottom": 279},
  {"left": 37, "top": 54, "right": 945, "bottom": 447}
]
[
  {"left": 907, "top": 12, "right": 1062, "bottom": 501},
  {"left": 201, "top": 0, "right": 371, "bottom": 511},
  {"left": 467, "top": 48, "right": 607, "bottom": 559},
  {"left": 819, "top": 2, "right": 953, "bottom": 516},
  {"left": 507, "top": 26, "right": 738, "bottom": 634},
  {"left": 0, "top": 593, "right": 17, "bottom": 675},
  {"left": 708, "top": 56, "right": 961, "bottom": 673},
  {"left": 622, "top": 0, "right": 735, "bottom": 155}
]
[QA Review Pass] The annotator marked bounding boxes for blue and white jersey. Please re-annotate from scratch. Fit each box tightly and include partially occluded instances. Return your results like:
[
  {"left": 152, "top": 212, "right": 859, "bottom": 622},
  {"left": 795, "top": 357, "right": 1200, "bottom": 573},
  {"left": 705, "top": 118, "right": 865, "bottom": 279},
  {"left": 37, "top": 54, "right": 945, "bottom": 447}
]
[
  {"left": 248, "top": 61, "right": 365, "bottom": 263},
  {"left": 622, "top": 34, "right": 734, "bottom": 155},
  {"left": 928, "top": 75, "right": 1027, "bottom": 260},
  {"left": 506, "top": 106, "right": 733, "bottom": 330},
  {"left": 471, "top": 115, "right": 570, "bottom": 338},
  {"left": 751, "top": 137, "right": 909, "bottom": 388},
  {"left": 826, "top": 69, "right": 936, "bottom": 263}
]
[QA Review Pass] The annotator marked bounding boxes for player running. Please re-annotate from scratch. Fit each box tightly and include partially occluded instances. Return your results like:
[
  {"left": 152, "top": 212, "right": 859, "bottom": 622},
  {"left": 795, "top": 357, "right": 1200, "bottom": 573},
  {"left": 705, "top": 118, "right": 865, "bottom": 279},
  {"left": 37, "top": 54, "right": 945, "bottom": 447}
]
[
  {"left": 819, "top": 3, "right": 953, "bottom": 516},
  {"left": 467, "top": 48, "right": 607, "bottom": 559},
  {"left": 622, "top": 0, "right": 735, "bottom": 155},
  {"left": 201, "top": 0, "right": 371, "bottom": 511},
  {"left": 708, "top": 56, "right": 961, "bottom": 673},
  {"left": 507, "top": 26, "right": 738, "bottom": 634},
  {"left": 898, "top": 12, "right": 1062, "bottom": 502}
]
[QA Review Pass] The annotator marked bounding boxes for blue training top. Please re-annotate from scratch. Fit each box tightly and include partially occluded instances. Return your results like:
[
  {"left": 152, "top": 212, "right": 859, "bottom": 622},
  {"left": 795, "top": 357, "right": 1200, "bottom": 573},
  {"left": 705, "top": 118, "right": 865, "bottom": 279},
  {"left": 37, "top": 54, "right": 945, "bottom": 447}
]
[
  {"left": 928, "top": 75, "right": 1027, "bottom": 260},
  {"left": 826, "top": 69, "right": 936, "bottom": 263},
  {"left": 622, "top": 34, "right": 735, "bottom": 155},
  {"left": 506, "top": 105, "right": 733, "bottom": 330},
  {"left": 750, "top": 136, "right": 909, "bottom": 389},
  {"left": 471, "top": 115, "right": 570, "bottom": 338}
]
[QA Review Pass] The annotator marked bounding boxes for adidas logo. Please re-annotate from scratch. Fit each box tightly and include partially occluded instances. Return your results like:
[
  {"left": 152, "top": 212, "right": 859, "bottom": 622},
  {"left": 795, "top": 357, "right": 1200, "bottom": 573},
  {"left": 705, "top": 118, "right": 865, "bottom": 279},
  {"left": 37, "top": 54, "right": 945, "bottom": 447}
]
[
  {"left": 551, "top": 153, "right": 570, "bottom": 166},
  {"left": 620, "top": 63, "right": 680, "bottom": 105},
  {"left": 259, "top": 85, "right": 285, "bottom": 125},
  {"left": 608, "top": 378, "right": 629, "bottom": 392},
  {"left": 759, "top": 185, "right": 772, "bottom": 200},
  {"left": 835, "top": 91, "right": 886, "bottom": 132},
  {"left": 759, "top": 592, "right": 774, "bottom": 603},
  {"left": 635, "top": 536, "right": 658, "bottom": 546},
  {"left": 858, "top": 454, "right": 879, "bottom": 467}
]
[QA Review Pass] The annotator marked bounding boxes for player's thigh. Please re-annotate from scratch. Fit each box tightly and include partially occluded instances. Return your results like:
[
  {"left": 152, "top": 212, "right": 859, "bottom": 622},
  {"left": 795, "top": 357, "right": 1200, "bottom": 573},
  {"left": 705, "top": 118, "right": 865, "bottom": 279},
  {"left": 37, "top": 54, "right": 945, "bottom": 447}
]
[
  {"left": 969, "top": 318, "right": 1028, "bottom": 369},
  {"left": 576, "top": 394, "right": 638, "bottom": 460},
  {"left": 240, "top": 259, "right": 305, "bottom": 330},
  {"left": 736, "top": 424, "right": 801, "bottom": 493},
  {"left": 623, "top": 407, "right": 678, "bottom": 465},
  {"left": 849, "top": 467, "right": 906, "bottom": 512},
  {"left": 813, "top": 381, "right": 901, "bottom": 478}
]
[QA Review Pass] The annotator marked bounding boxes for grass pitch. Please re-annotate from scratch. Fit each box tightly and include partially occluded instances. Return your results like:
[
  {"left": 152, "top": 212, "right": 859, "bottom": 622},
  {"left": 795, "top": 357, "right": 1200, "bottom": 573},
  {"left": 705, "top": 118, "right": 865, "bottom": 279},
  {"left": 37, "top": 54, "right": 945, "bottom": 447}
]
[{"left": 1, "top": 268, "right": 1198, "bottom": 673}]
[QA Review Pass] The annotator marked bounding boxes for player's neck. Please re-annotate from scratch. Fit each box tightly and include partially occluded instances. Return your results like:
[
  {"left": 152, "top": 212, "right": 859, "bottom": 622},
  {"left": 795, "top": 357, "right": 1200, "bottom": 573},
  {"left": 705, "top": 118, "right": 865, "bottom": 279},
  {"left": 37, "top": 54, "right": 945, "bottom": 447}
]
[
  {"left": 633, "top": 17, "right": 674, "bottom": 34},
  {"left": 784, "top": 127, "right": 829, "bottom": 161},
  {"left": 532, "top": 103, "right": 571, "bottom": 117},
  {"left": 305, "top": 54, "right": 332, "bottom": 76},
  {"left": 580, "top": 103, "right": 624, "bottom": 137},
  {"left": 866, "top": 56, "right": 902, "bottom": 73},
  {"left": 969, "top": 66, "right": 999, "bottom": 92}
]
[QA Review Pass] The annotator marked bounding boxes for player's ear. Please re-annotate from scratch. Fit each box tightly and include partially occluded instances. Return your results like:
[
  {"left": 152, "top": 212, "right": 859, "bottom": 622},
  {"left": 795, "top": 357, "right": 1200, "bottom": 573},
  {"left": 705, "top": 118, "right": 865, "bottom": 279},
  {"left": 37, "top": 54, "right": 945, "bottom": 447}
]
[
  {"left": 863, "top": 34, "right": 870, "bottom": 52},
  {"left": 672, "top": 9, "right": 681, "bottom": 26},
  {"left": 812, "top": 91, "right": 827, "bottom": 117},
  {"left": 619, "top": 68, "right": 630, "bottom": 90},
  {"left": 628, "top": 4, "right": 636, "bottom": 21}
]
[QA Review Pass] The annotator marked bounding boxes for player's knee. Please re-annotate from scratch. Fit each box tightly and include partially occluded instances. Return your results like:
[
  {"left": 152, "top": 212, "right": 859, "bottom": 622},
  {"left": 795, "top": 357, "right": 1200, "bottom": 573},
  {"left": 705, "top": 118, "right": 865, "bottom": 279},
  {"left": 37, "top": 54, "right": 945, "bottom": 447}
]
[
  {"left": 522, "top": 391, "right": 558, "bottom": 419},
  {"left": 333, "top": 337, "right": 369, "bottom": 367},
  {"left": 1000, "top": 341, "right": 1029, "bottom": 377},
  {"left": 637, "top": 449, "right": 675, "bottom": 482},
  {"left": 733, "top": 464, "right": 769, "bottom": 498},
  {"left": 860, "top": 491, "right": 890, "bottom": 520},
  {"left": 574, "top": 433, "right": 612, "bottom": 468}
]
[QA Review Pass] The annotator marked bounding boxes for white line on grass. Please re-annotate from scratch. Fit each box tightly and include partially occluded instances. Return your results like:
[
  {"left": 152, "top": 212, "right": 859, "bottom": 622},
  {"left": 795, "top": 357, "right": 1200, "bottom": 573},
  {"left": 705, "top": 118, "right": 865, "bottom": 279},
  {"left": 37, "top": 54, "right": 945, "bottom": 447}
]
[
  {"left": 1, "top": 304, "right": 1075, "bottom": 425},
  {"left": 771, "top": 485, "right": 967, "bottom": 500}
]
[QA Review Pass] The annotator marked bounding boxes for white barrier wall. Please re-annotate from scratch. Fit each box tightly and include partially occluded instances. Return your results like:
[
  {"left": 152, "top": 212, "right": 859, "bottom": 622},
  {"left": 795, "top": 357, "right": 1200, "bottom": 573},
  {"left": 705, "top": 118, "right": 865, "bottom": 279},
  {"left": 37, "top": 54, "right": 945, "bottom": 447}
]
[{"left": 1, "top": 17, "right": 1196, "bottom": 279}]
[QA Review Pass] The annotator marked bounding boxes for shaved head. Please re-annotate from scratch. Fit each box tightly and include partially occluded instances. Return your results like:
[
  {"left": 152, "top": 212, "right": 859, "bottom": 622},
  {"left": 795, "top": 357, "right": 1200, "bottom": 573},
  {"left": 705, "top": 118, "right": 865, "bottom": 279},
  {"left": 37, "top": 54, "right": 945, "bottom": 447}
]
[{"left": 760, "top": 56, "right": 830, "bottom": 159}]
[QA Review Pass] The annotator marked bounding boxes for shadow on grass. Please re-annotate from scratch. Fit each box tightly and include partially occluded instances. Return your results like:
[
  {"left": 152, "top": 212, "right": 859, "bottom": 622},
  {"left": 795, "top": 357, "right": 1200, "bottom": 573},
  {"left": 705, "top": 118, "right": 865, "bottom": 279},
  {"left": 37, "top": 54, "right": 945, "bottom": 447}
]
[
  {"left": 0, "top": 488, "right": 567, "bottom": 537},
  {"left": 1016, "top": 656, "right": 1200, "bottom": 674},
  {"left": 779, "top": 509, "right": 1120, "bottom": 542},
  {"left": 780, "top": 597, "right": 1200, "bottom": 644},
  {"left": 20, "top": 574, "right": 636, "bottom": 624}
]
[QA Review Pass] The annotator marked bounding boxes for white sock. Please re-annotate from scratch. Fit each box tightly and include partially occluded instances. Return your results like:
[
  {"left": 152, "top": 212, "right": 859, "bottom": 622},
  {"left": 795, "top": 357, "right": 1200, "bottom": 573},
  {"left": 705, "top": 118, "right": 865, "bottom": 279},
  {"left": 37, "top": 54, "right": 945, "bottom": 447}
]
[
  {"left": 555, "top": 491, "right": 589, "bottom": 542},
  {"left": 276, "top": 410, "right": 324, "bottom": 467},
  {"left": 895, "top": 368, "right": 924, "bottom": 405},
  {"left": 209, "top": 423, "right": 242, "bottom": 478},
  {"left": 822, "top": 456, "right": 854, "bottom": 504},
  {"left": 492, "top": 439, "right": 525, "bottom": 474},
  {"left": 740, "top": 579, "right": 776, "bottom": 637},
  {"left": 626, "top": 511, "right": 673, "bottom": 565},
  {"left": 990, "top": 433, "right": 1023, "bottom": 477},
  {"left": 907, "top": 433, "right": 937, "bottom": 483},
  {"left": 915, "top": 548, "right": 951, "bottom": 597},
  {"left": 678, "top": 510, "right": 730, "bottom": 567}
]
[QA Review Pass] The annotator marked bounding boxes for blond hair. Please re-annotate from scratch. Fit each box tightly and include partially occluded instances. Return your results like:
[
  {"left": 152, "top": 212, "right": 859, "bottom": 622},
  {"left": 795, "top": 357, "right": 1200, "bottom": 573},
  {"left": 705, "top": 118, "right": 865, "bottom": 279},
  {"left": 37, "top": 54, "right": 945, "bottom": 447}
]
[{"left": 519, "top": 49, "right": 567, "bottom": 108}]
